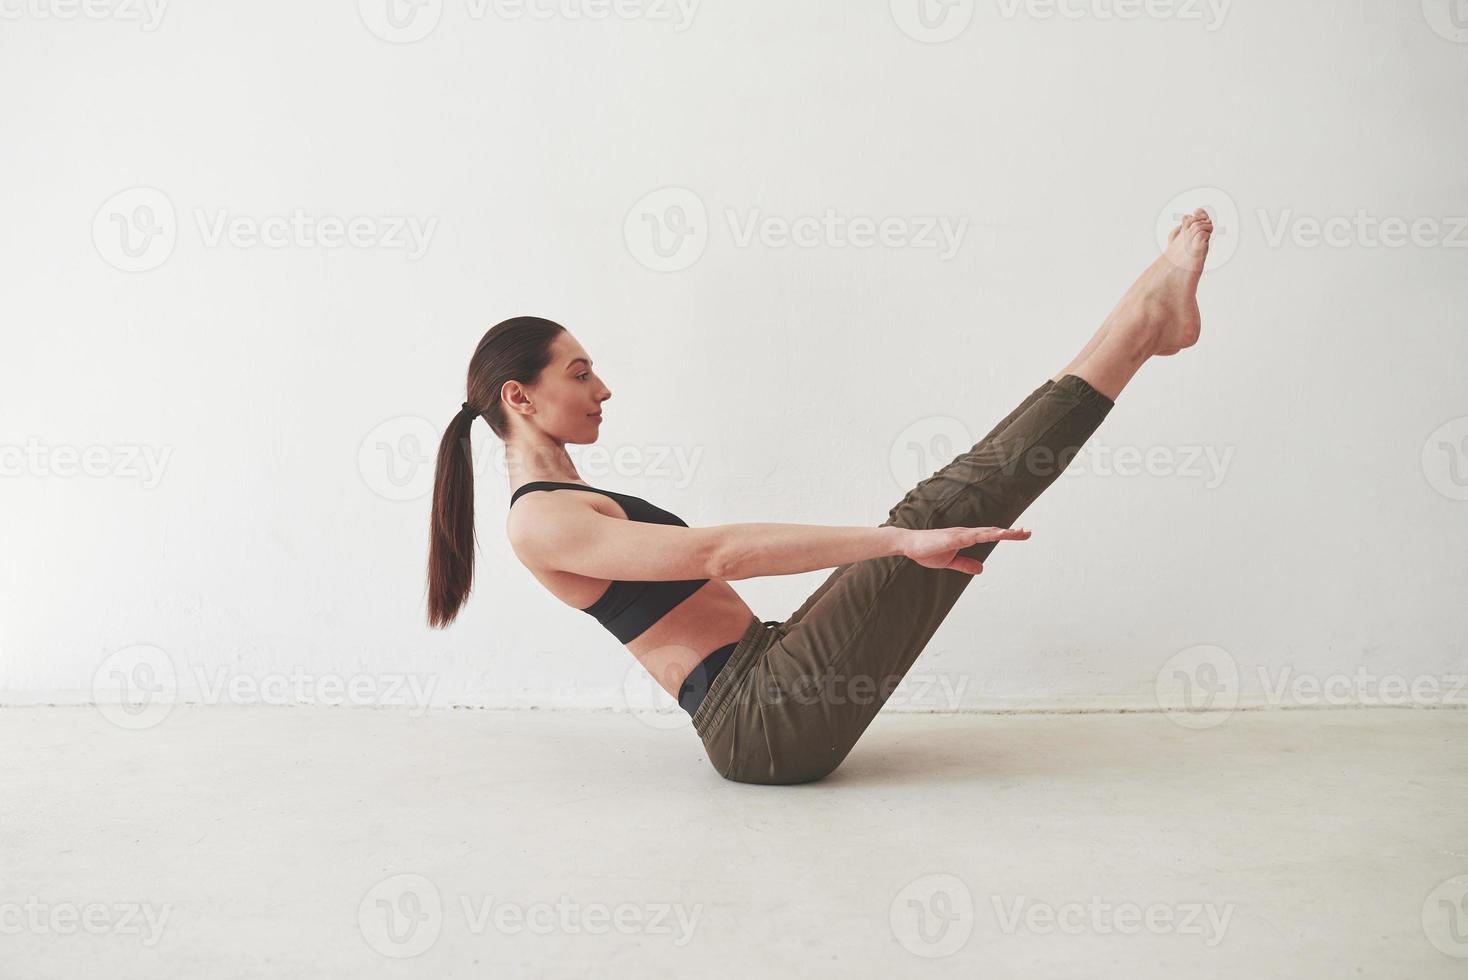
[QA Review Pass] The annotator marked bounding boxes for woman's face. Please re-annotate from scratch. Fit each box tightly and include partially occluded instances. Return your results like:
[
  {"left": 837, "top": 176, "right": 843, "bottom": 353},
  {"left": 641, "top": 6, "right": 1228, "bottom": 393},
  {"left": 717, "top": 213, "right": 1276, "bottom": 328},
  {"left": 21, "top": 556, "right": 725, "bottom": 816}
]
[{"left": 529, "top": 331, "right": 612, "bottom": 444}]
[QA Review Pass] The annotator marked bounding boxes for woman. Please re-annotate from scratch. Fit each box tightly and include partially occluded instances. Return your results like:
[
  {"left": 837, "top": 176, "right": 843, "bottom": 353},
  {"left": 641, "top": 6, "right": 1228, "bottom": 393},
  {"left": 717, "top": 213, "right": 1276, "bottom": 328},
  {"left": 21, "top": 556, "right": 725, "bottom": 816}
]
[{"left": 427, "top": 210, "right": 1213, "bottom": 785}]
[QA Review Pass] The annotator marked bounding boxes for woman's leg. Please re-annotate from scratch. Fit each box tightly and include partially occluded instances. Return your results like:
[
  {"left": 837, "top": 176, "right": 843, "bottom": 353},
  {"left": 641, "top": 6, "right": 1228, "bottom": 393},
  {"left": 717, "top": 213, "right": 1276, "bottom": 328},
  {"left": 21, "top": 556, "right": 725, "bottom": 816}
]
[
  {"left": 779, "top": 377, "right": 1059, "bottom": 631},
  {"left": 720, "top": 211, "right": 1214, "bottom": 784}
]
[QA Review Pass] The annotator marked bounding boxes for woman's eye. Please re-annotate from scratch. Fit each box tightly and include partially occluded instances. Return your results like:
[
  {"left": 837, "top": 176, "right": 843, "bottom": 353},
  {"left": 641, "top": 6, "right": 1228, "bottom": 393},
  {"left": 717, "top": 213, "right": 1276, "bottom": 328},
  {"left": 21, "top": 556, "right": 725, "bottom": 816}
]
[{"left": 578, "top": 373, "right": 590, "bottom": 380}]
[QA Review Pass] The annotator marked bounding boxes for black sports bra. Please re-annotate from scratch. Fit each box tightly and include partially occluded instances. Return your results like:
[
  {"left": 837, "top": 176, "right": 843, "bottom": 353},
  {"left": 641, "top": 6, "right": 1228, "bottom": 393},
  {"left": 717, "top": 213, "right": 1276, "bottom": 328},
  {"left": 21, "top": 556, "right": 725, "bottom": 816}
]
[{"left": 508, "top": 481, "right": 711, "bottom": 644}]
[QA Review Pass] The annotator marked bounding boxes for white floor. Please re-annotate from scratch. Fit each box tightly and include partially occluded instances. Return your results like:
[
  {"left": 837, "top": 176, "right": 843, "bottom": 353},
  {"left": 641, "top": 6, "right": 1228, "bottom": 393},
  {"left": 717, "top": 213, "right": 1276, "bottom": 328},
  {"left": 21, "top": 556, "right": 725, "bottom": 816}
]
[{"left": 4, "top": 705, "right": 1466, "bottom": 978}]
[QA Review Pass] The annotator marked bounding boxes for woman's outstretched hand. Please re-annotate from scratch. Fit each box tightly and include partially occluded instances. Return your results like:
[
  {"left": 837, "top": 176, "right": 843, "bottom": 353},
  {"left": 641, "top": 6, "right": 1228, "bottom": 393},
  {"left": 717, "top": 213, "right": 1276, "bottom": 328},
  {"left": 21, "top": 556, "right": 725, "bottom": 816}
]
[{"left": 898, "top": 525, "right": 1032, "bottom": 574}]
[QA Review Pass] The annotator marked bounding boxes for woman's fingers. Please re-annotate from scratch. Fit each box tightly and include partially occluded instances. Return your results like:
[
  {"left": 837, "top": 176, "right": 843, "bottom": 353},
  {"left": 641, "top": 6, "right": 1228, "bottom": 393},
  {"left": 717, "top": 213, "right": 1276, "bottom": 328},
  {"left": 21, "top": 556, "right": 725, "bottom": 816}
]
[
  {"left": 967, "top": 526, "right": 1031, "bottom": 543},
  {"left": 947, "top": 557, "right": 985, "bottom": 575}
]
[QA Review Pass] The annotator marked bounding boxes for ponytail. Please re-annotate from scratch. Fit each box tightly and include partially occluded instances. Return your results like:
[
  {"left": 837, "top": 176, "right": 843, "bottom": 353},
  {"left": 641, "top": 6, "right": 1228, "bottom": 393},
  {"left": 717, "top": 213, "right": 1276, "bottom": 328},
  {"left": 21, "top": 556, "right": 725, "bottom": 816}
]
[
  {"left": 426, "top": 315, "right": 567, "bottom": 628},
  {"left": 427, "top": 407, "right": 478, "bottom": 628}
]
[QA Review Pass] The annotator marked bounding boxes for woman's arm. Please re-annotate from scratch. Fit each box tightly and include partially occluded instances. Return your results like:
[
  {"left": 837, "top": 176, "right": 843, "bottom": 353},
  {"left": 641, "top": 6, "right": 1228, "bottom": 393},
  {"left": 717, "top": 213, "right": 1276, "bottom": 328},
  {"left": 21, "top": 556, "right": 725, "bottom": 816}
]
[
  {"left": 511, "top": 497, "right": 1027, "bottom": 582},
  {"left": 713, "top": 522, "right": 1029, "bottom": 580},
  {"left": 508, "top": 497, "right": 904, "bottom": 582},
  {"left": 710, "top": 523, "right": 906, "bottom": 580}
]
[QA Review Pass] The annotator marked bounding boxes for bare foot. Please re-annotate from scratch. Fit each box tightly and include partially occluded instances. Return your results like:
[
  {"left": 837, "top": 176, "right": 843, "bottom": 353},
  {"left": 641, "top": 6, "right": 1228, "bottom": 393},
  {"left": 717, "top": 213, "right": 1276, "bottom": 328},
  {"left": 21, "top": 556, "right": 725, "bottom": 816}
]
[{"left": 1104, "top": 208, "right": 1212, "bottom": 357}]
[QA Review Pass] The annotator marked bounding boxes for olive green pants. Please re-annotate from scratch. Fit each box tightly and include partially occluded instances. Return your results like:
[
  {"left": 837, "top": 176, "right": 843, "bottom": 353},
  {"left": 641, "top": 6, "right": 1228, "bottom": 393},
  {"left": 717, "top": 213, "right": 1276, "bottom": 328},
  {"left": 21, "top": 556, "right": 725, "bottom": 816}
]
[{"left": 690, "top": 373, "right": 1115, "bottom": 784}]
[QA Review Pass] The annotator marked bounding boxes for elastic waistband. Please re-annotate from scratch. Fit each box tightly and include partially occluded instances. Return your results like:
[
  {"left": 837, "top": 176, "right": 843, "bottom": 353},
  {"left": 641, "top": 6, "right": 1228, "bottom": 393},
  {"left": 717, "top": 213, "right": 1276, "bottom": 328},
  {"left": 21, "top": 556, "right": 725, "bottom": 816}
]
[
  {"left": 678, "top": 639, "right": 737, "bottom": 716},
  {"left": 691, "top": 616, "right": 780, "bottom": 739}
]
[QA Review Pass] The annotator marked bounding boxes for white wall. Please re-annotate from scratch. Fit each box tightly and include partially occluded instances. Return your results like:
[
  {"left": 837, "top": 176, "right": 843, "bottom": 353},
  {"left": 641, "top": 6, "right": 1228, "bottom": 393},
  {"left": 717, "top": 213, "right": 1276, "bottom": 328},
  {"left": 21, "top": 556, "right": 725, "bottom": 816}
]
[{"left": 3, "top": 0, "right": 1466, "bottom": 718}]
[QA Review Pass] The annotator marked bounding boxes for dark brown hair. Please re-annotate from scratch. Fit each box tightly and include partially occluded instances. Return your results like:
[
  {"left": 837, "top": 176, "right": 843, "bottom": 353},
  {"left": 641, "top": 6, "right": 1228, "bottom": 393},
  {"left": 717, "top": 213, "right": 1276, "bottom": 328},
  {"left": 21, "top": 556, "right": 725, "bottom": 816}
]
[{"left": 427, "top": 316, "right": 567, "bottom": 628}]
